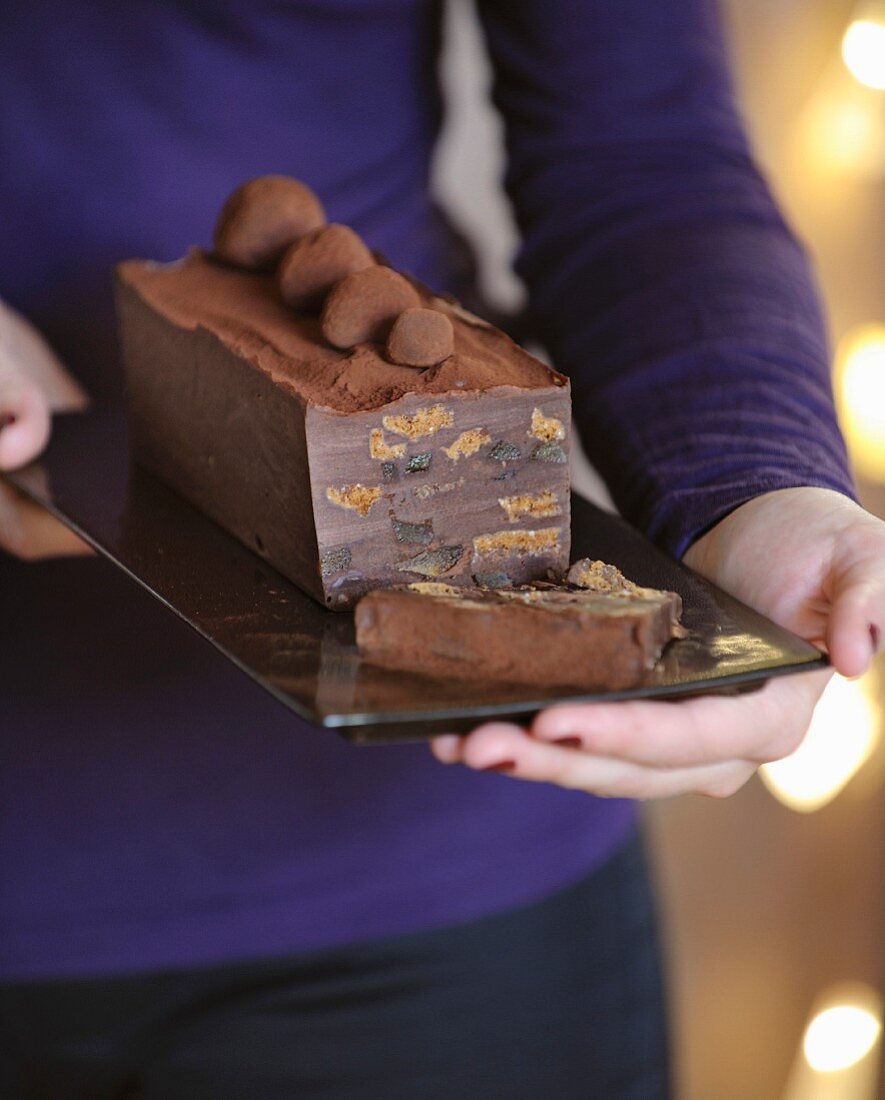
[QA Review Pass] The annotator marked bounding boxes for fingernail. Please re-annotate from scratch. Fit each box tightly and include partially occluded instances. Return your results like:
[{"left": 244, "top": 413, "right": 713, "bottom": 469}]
[
  {"left": 480, "top": 760, "right": 516, "bottom": 774},
  {"left": 871, "top": 624, "right": 881, "bottom": 655},
  {"left": 552, "top": 736, "right": 584, "bottom": 749}
]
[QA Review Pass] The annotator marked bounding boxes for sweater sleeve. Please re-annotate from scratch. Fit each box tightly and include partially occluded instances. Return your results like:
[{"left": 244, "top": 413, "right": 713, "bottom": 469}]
[{"left": 476, "top": 0, "right": 857, "bottom": 556}]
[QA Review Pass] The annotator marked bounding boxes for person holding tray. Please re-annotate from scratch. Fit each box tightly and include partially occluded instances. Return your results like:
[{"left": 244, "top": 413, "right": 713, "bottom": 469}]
[{"left": 1, "top": 1, "right": 884, "bottom": 1096}]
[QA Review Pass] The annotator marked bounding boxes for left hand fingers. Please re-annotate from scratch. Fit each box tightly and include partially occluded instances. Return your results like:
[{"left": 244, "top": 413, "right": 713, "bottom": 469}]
[
  {"left": 529, "top": 666, "right": 830, "bottom": 769},
  {"left": 431, "top": 721, "right": 757, "bottom": 800},
  {"left": 0, "top": 372, "right": 50, "bottom": 470},
  {"left": 431, "top": 665, "right": 828, "bottom": 784},
  {"left": 826, "top": 537, "right": 885, "bottom": 677}
]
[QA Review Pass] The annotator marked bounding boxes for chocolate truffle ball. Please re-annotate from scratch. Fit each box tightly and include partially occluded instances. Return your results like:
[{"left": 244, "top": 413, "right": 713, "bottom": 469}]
[
  {"left": 321, "top": 267, "right": 420, "bottom": 349},
  {"left": 386, "top": 308, "right": 454, "bottom": 368},
  {"left": 213, "top": 175, "right": 326, "bottom": 270},
  {"left": 278, "top": 224, "right": 374, "bottom": 312}
]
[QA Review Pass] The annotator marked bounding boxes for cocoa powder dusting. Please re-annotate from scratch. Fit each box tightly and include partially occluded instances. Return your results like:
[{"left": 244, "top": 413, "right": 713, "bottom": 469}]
[{"left": 117, "top": 253, "right": 566, "bottom": 414}]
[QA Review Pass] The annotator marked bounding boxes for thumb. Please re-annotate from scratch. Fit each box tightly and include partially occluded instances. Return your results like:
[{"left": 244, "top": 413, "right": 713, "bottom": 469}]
[
  {"left": 825, "top": 525, "right": 885, "bottom": 678},
  {"left": 0, "top": 372, "right": 51, "bottom": 470}
]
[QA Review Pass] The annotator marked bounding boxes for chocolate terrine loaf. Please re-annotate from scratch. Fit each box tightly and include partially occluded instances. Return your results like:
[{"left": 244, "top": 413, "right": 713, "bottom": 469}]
[
  {"left": 355, "top": 560, "right": 685, "bottom": 690},
  {"left": 117, "top": 176, "right": 571, "bottom": 609}
]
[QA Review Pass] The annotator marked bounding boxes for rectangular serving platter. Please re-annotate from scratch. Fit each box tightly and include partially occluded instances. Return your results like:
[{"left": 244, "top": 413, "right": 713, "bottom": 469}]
[{"left": 3, "top": 407, "right": 828, "bottom": 741}]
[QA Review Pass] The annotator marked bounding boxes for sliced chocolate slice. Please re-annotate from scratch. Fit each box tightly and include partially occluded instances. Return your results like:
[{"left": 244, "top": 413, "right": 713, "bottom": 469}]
[{"left": 355, "top": 571, "right": 684, "bottom": 691}]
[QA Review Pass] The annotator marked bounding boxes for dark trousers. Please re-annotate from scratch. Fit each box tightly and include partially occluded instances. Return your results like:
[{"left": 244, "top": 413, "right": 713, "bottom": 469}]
[{"left": 0, "top": 832, "right": 669, "bottom": 1099}]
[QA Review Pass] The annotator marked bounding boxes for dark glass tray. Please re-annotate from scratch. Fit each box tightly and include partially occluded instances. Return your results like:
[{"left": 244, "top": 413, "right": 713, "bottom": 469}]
[{"left": 4, "top": 408, "right": 827, "bottom": 741}]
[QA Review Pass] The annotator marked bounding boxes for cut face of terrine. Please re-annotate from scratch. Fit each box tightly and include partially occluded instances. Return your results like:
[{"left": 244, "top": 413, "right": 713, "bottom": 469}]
[{"left": 116, "top": 252, "right": 571, "bottom": 609}]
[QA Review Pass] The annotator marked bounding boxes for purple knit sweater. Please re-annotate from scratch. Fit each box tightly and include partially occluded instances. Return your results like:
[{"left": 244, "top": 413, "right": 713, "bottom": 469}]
[{"left": 0, "top": 0, "right": 854, "bottom": 979}]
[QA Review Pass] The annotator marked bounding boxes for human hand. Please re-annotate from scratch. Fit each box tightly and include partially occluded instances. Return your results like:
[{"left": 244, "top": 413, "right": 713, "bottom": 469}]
[
  {"left": 431, "top": 488, "right": 885, "bottom": 799},
  {"left": 0, "top": 301, "right": 90, "bottom": 559}
]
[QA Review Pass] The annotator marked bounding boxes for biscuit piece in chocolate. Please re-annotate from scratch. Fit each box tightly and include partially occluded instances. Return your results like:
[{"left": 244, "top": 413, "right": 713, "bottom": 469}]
[
  {"left": 214, "top": 175, "right": 326, "bottom": 270},
  {"left": 566, "top": 559, "right": 686, "bottom": 641},
  {"left": 567, "top": 558, "right": 642, "bottom": 594},
  {"left": 355, "top": 575, "right": 684, "bottom": 690},
  {"left": 321, "top": 266, "right": 420, "bottom": 349},
  {"left": 278, "top": 225, "right": 374, "bottom": 312},
  {"left": 387, "top": 308, "right": 454, "bottom": 368}
]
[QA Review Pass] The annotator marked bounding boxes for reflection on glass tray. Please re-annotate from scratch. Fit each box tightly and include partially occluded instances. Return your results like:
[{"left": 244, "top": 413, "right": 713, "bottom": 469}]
[{"left": 4, "top": 408, "right": 827, "bottom": 742}]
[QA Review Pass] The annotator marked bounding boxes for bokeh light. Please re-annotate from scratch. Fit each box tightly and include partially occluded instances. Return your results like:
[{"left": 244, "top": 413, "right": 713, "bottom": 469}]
[
  {"left": 760, "top": 675, "right": 880, "bottom": 812},
  {"left": 783, "top": 984, "right": 883, "bottom": 1099},
  {"left": 842, "top": 19, "right": 885, "bottom": 90},
  {"left": 804, "top": 999, "right": 882, "bottom": 1073},
  {"left": 835, "top": 323, "right": 885, "bottom": 482},
  {"left": 798, "top": 83, "right": 885, "bottom": 177}
]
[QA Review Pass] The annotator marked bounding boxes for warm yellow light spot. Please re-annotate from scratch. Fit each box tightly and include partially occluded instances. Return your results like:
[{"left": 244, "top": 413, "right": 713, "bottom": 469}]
[
  {"left": 835, "top": 323, "right": 885, "bottom": 481},
  {"left": 760, "top": 675, "right": 880, "bottom": 812},
  {"left": 784, "top": 983, "right": 883, "bottom": 1099},
  {"left": 803, "top": 97, "right": 884, "bottom": 174},
  {"left": 843, "top": 19, "right": 885, "bottom": 90},
  {"left": 804, "top": 1003, "right": 882, "bottom": 1073}
]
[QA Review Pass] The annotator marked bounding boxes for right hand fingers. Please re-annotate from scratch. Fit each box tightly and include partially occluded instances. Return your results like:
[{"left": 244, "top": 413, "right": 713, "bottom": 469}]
[
  {"left": 0, "top": 371, "right": 51, "bottom": 470},
  {"left": 0, "top": 479, "right": 91, "bottom": 560}
]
